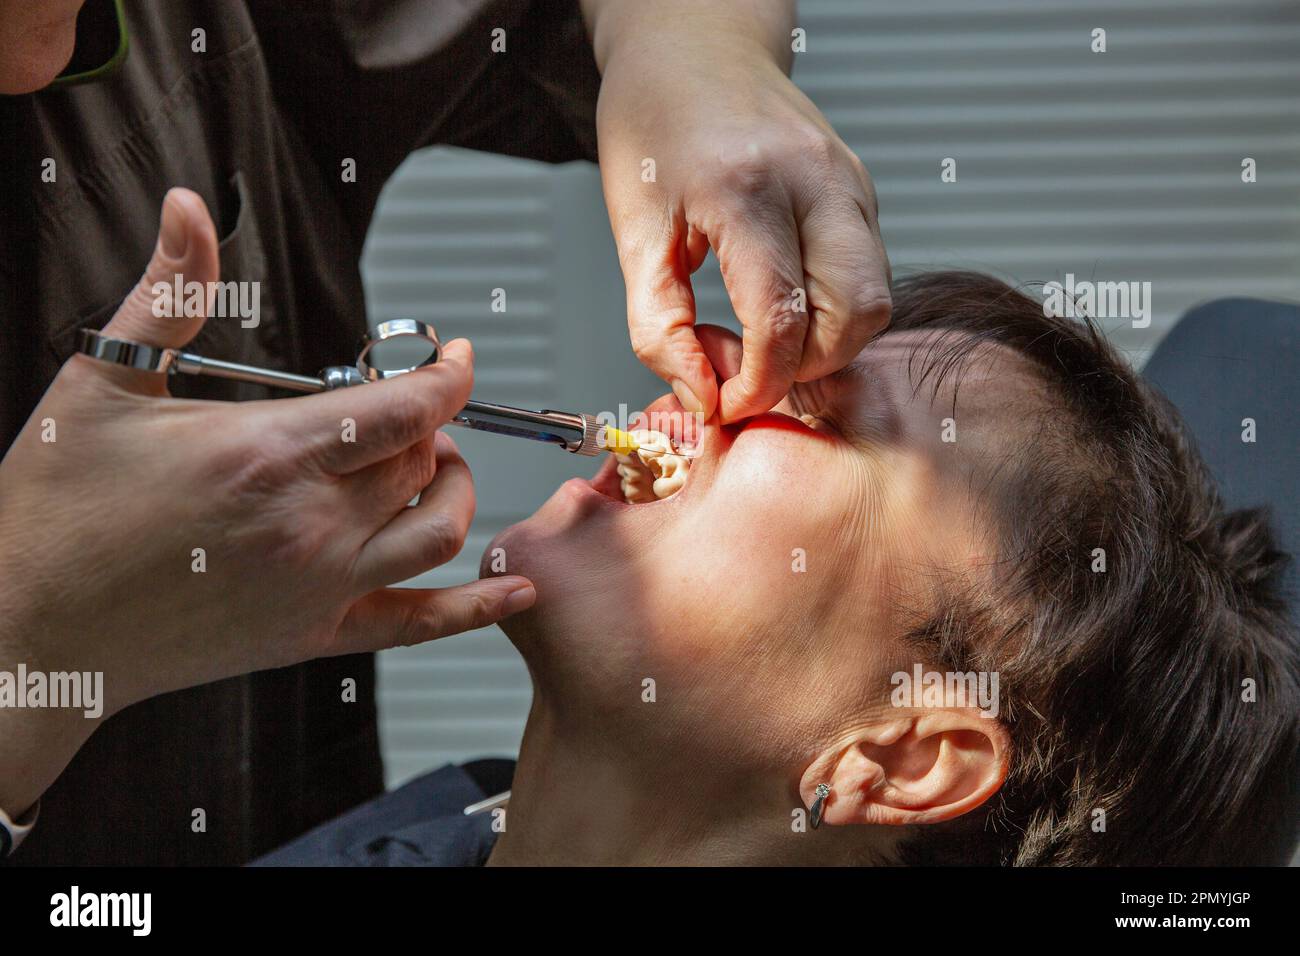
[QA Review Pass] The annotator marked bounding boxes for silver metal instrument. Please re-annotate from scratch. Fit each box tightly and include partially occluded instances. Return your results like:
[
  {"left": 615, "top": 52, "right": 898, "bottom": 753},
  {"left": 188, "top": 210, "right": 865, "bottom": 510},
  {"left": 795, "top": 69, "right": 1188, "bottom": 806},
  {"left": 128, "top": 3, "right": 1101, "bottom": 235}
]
[
  {"left": 462, "top": 790, "right": 510, "bottom": 816},
  {"left": 78, "top": 320, "right": 604, "bottom": 455}
]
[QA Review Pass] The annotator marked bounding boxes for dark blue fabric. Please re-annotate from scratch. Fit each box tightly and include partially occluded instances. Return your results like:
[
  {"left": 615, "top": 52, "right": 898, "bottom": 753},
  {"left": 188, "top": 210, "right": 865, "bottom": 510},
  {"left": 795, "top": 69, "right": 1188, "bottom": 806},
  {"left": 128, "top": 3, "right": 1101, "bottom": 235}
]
[
  {"left": 251, "top": 764, "right": 501, "bottom": 867},
  {"left": 1143, "top": 297, "right": 1300, "bottom": 611}
]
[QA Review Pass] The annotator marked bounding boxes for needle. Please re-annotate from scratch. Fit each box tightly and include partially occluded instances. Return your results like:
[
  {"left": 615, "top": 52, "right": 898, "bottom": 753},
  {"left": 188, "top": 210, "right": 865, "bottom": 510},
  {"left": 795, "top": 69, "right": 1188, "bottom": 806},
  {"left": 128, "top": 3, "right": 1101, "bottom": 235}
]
[{"left": 600, "top": 426, "right": 693, "bottom": 459}]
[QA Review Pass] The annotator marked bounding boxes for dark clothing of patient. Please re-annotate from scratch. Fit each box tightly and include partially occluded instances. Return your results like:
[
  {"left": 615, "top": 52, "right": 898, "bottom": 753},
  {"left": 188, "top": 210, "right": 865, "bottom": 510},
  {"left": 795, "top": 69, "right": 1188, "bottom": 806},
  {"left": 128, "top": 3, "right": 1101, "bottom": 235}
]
[{"left": 252, "top": 761, "right": 510, "bottom": 866}]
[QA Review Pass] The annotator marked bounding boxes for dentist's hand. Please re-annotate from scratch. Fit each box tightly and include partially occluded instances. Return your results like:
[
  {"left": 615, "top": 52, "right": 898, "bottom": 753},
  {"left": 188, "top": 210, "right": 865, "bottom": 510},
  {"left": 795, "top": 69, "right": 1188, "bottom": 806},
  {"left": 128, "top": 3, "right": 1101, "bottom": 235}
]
[
  {"left": 587, "top": 1, "right": 892, "bottom": 423},
  {"left": 0, "top": 189, "right": 535, "bottom": 819}
]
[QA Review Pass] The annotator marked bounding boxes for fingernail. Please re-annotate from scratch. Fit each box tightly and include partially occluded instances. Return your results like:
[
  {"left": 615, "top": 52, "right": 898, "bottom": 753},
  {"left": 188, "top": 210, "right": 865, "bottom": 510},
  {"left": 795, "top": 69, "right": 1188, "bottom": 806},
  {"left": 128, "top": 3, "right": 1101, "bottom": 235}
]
[
  {"left": 159, "top": 192, "right": 188, "bottom": 259},
  {"left": 670, "top": 379, "right": 703, "bottom": 413},
  {"left": 501, "top": 585, "right": 536, "bottom": 617}
]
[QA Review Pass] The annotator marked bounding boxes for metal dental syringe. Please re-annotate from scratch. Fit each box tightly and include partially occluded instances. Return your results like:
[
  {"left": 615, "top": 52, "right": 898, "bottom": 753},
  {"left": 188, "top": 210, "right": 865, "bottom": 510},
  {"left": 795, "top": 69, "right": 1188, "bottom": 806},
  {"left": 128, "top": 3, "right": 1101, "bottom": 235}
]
[{"left": 77, "top": 320, "right": 649, "bottom": 457}]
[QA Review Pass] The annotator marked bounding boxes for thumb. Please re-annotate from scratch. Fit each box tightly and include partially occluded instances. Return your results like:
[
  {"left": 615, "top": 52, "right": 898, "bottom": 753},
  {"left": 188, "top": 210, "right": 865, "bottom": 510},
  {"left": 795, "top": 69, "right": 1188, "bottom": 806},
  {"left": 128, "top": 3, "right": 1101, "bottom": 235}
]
[
  {"left": 102, "top": 187, "right": 220, "bottom": 349},
  {"left": 332, "top": 578, "right": 538, "bottom": 654}
]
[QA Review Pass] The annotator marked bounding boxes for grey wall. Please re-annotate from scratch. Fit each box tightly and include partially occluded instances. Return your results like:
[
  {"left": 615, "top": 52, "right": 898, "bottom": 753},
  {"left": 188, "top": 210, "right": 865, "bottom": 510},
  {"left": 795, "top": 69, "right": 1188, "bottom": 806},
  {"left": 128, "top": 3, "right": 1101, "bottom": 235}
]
[{"left": 361, "top": 0, "right": 1300, "bottom": 787}]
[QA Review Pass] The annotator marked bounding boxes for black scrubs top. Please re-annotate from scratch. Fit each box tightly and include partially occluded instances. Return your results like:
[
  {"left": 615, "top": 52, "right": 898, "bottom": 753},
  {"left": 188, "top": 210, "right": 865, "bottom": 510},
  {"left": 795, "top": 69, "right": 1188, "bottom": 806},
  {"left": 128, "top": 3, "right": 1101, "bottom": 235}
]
[{"left": 0, "top": 0, "right": 598, "bottom": 864}]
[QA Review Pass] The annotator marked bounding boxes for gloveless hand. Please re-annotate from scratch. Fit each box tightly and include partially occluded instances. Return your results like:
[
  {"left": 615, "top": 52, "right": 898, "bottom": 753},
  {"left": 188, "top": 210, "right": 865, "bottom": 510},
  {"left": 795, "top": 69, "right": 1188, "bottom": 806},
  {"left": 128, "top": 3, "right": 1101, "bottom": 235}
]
[
  {"left": 0, "top": 190, "right": 535, "bottom": 816},
  {"left": 595, "top": 23, "right": 891, "bottom": 422}
]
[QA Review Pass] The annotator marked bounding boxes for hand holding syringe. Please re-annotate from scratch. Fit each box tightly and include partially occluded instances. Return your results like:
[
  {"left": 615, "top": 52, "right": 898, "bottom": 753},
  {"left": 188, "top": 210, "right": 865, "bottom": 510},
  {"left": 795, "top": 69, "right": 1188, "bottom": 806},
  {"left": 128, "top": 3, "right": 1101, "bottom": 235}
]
[{"left": 77, "top": 319, "right": 659, "bottom": 459}]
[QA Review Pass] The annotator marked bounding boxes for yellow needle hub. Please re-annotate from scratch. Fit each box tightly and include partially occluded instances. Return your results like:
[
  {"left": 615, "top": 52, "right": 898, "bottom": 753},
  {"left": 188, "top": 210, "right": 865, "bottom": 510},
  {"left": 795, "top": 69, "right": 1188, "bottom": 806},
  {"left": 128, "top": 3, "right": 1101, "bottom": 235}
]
[{"left": 600, "top": 426, "right": 640, "bottom": 456}]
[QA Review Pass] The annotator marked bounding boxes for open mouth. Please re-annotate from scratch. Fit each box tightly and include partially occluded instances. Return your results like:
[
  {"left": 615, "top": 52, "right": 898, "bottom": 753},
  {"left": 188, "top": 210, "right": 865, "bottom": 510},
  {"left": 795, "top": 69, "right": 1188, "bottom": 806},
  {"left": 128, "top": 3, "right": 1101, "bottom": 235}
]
[{"left": 589, "top": 425, "right": 700, "bottom": 505}]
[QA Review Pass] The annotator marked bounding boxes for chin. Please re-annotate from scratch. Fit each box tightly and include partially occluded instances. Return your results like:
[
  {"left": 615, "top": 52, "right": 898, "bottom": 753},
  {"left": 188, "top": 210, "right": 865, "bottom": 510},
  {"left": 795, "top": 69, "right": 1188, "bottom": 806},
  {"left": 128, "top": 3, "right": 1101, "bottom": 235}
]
[
  {"left": 479, "top": 430, "right": 698, "bottom": 657},
  {"left": 481, "top": 478, "right": 601, "bottom": 573},
  {"left": 480, "top": 474, "right": 654, "bottom": 673},
  {"left": 479, "top": 444, "right": 652, "bottom": 585},
  {"left": 1, "top": 9, "right": 80, "bottom": 94},
  {"left": 479, "top": 494, "right": 591, "bottom": 642}
]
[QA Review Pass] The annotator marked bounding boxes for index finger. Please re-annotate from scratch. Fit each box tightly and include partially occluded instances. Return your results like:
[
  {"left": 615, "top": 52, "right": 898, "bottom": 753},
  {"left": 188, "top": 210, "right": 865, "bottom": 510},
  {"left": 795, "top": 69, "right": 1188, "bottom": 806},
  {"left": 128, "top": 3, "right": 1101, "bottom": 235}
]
[{"left": 289, "top": 337, "right": 475, "bottom": 475}]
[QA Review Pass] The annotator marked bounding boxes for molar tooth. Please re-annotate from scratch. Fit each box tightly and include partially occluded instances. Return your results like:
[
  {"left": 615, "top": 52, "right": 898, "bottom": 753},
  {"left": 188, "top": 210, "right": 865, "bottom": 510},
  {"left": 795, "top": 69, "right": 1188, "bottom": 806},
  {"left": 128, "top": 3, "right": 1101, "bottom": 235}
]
[
  {"left": 615, "top": 429, "right": 690, "bottom": 503},
  {"left": 650, "top": 453, "right": 687, "bottom": 499},
  {"left": 616, "top": 459, "right": 657, "bottom": 503}
]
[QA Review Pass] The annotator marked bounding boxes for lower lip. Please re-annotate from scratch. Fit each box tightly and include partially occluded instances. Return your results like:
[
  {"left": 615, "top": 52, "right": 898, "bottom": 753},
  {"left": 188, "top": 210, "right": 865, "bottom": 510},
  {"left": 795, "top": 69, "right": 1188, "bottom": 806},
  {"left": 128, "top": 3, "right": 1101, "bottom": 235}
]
[
  {"left": 589, "top": 453, "right": 628, "bottom": 502},
  {"left": 561, "top": 476, "right": 626, "bottom": 508}
]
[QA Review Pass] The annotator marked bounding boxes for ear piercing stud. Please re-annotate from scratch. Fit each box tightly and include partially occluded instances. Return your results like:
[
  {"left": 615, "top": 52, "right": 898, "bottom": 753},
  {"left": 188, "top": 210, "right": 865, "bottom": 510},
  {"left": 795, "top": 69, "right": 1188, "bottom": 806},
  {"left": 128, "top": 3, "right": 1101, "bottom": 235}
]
[{"left": 810, "top": 783, "right": 832, "bottom": 829}]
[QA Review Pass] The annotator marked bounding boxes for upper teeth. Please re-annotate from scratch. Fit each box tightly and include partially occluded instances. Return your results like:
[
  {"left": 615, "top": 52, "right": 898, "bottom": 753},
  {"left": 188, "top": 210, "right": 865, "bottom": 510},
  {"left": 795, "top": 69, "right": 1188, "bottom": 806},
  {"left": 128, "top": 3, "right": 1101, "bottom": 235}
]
[{"left": 614, "top": 429, "right": 690, "bottom": 503}]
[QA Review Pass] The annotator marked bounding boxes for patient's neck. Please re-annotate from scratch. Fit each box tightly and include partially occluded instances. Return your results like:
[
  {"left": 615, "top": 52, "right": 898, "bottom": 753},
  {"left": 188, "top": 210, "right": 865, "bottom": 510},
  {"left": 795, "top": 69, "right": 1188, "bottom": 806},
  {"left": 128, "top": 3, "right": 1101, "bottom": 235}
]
[{"left": 487, "top": 703, "right": 884, "bottom": 866}]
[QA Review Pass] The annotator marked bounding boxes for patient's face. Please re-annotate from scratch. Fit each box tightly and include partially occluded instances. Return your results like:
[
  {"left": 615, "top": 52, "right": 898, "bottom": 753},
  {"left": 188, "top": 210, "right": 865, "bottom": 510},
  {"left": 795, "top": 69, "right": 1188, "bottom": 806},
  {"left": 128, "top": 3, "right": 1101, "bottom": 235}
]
[{"left": 486, "top": 330, "right": 1024, "bottom": 769}]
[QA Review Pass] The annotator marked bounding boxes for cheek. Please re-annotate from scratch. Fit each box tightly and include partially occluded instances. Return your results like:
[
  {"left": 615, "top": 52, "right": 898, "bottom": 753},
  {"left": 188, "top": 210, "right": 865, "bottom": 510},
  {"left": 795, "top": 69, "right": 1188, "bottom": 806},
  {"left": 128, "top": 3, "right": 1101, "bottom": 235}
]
[
  {"left": 648, "top": 439, "right": 849, "bottom": 633},
  {"left": 702, "top": 433, "right": 845, "bottom": 553}
]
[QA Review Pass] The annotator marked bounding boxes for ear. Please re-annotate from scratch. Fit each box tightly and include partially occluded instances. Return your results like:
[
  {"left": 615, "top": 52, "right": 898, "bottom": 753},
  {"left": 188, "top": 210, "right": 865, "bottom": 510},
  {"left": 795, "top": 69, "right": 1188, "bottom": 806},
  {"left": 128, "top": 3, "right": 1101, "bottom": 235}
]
[{"left": 799, "top": 711, "right": 1011, "bottom": 827}]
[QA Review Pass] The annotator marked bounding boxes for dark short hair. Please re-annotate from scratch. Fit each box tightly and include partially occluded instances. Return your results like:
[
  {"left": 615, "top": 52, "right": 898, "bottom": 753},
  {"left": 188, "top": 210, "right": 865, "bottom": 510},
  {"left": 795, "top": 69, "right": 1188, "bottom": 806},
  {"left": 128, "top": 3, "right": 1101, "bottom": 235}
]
[{"left": 886, "top": 271, "right": 1299, "bottom": 865}]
